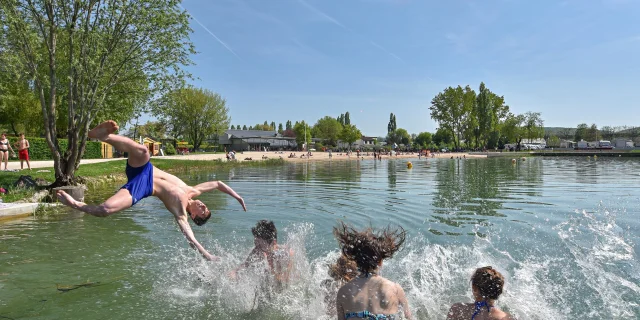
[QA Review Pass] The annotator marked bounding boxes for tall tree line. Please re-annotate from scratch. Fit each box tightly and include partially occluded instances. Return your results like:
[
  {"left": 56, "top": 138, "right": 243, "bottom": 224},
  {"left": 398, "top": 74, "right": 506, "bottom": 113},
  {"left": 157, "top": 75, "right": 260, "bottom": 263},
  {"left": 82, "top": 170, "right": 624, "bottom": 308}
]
[{"left": 429, "top": 82, "right": 544, "bottom": 150}]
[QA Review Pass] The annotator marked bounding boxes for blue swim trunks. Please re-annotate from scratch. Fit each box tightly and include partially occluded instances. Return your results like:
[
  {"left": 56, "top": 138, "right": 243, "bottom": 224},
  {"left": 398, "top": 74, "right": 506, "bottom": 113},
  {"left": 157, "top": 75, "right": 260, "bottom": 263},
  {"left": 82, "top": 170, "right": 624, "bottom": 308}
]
[{"left": 121, "top": 161, "right": 154, "bottom": 206}]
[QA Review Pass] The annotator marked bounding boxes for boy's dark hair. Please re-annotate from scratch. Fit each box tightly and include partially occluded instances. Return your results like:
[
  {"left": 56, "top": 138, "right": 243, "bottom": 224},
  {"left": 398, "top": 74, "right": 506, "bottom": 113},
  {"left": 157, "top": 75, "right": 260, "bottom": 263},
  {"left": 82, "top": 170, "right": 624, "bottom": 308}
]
[
  {"left": 19, "top": 133, "right": 24, "bottom": 136},
  {"left": 333, "top": 222, "right": 406, "bottom": 273},
  {"left": 471, "top": 266, "right": 505, "bottom": 300},
  {"left": 192, "top": 213, "right": 211, "bottom": 226},
  {"left": 252, "top": 220, "right": 277, "bottom": 242}
]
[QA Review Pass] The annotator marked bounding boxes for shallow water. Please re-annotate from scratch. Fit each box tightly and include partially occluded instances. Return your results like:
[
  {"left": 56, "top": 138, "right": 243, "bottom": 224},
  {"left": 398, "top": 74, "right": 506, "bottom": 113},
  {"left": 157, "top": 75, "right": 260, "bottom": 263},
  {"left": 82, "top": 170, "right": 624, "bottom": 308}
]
[{"left": 1, "top": 158, "right": 639, "bottom": 319}]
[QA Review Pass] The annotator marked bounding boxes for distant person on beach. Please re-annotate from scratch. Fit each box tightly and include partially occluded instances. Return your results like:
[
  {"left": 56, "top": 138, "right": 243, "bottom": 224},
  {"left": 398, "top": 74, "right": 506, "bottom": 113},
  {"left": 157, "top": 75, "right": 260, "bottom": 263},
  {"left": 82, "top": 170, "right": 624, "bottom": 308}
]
[
  {"left": 56, "top": 121, "right": 247, "bottom": 261},
  {"left": 334, "top": 222, "right": 413, "bottom": 320},
  {"left": 0, "top": 133, "right": 16, "bottom": 170},
  {"left": 14, "top": 133, "right": 31, "bottom": 170},
  {"left": 447, "top": 266, "right": 515, "bottom": 320},
  {"left": 230, "top": 220, "right": 294, "bottom": 290}
]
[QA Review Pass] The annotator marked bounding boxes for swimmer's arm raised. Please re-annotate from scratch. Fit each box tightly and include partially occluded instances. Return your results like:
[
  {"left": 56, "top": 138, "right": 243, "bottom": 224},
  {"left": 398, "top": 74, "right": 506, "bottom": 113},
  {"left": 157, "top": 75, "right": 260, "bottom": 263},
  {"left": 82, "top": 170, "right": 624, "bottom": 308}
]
[
  {"left": 192, "top": 181, "right": 246, "bottom": 211},
  {"left": 176, "top": 216, "right": 216, "bottom": 261}
]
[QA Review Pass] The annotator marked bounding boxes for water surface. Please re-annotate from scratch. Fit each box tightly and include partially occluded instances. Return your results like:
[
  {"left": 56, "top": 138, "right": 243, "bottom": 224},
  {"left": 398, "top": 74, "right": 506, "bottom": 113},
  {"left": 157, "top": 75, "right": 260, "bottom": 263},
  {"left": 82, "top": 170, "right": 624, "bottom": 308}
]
[{"left": 1, "top": 158, "right": 638, "bottom": 319}]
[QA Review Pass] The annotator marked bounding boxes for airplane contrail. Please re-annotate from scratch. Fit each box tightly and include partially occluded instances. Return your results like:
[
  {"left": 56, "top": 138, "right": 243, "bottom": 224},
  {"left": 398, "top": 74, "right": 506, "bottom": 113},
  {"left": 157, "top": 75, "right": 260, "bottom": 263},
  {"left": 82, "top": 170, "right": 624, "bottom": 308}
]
[
  {"left": 297, "top": 0, "right": 404, "bottom": 63},
  {"left": 179, "top": 4, "right": 241, "bottom": 59}
]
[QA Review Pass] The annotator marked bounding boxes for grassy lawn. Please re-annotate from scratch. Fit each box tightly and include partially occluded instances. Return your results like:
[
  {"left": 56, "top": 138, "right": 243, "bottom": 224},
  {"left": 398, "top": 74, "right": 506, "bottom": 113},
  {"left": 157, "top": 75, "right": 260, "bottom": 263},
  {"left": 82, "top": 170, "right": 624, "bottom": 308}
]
[{"left": 0, "top": 158, "right": 284, "bottom": 203}]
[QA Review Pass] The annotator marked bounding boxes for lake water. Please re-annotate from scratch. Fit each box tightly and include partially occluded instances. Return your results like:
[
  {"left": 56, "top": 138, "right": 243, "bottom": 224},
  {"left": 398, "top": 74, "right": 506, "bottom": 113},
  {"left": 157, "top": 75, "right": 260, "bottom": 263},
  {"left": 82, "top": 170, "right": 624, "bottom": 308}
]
[{"left": 1, "top": 158, "right": 639, "bottom": 319}]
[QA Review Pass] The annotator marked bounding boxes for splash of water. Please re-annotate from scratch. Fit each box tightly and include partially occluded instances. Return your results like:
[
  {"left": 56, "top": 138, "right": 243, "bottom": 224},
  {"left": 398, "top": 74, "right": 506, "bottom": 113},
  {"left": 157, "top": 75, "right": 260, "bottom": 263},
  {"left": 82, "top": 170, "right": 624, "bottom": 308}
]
[{"left": 139, "top": 210, "right": 638, "bottom": 319}]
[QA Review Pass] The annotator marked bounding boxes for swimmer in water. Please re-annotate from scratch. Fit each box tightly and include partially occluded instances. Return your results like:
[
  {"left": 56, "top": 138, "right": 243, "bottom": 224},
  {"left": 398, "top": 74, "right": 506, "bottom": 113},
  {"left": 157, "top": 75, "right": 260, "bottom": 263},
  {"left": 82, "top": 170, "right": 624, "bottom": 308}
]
[
  {"left": 447, "top": 266, "right": 515, "bottom": 320},
  {"left": 334, "top": 222, "right": 413, "bottom": 320},
  {"left": 230, "top": 220, "right": 294, "bottom": 290},
  {"left": 322, "top": 254, "right": 358, "bottom": 316},
  {"left": 56, "top": 121, "right": 247, "bottom": 261}
]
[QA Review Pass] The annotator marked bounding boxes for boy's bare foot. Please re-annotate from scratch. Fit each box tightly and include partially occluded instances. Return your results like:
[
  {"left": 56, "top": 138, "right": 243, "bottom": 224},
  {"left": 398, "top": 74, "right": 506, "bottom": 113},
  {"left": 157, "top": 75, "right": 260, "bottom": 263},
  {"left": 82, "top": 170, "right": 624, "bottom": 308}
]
[
  {"left": 56, "top": 190, "right": 77, "bottom": 208},
  {"left": 88, "top": 121, "right": 119, "bottom": 140}
]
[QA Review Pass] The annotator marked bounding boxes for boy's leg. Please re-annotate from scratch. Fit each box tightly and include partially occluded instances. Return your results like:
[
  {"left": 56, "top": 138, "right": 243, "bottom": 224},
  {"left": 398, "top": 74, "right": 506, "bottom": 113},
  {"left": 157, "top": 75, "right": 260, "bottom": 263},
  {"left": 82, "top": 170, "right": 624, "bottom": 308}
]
[
  {"left": 89, "top": 121, "right": 150, "bottom": 167},
  {"left": 57, "top": 188, "right": 133, "bottom": 217}
]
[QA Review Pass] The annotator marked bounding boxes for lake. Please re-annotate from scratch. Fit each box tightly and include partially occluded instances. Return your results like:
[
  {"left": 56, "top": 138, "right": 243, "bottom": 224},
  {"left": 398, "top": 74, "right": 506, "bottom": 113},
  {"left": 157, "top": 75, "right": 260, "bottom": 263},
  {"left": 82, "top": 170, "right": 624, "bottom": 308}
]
[{"left": 1, "top": 157, "right": 638, "bottom": 319}]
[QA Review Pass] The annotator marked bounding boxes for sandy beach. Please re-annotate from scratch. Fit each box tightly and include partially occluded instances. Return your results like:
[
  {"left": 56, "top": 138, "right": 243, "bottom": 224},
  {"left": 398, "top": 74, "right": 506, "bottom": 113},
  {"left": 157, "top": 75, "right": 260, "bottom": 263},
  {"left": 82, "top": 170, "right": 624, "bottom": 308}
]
[
  {"left": 161, "top": 151, "right": 486, "bottom": 163},
  {"left": 0, "top": 151, "right": 486, "bottom": 171}
]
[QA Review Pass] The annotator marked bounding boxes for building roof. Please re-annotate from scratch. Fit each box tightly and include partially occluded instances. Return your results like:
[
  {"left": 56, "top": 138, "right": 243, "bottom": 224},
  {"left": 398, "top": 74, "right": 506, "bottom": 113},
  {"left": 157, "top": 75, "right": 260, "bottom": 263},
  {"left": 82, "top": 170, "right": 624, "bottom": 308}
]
[
  {"left": 226, "top": 129, "right": 278, "bottom": 138},
  {"left": 361, "top": 136, "right": 376, "bottom": 141}
]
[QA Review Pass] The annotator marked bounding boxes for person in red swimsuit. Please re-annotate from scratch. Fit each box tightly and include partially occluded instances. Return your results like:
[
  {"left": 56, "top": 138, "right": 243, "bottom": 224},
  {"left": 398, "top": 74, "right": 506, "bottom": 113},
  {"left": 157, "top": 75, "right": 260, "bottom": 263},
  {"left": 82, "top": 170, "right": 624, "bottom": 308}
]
[{"left": 14, "top": 133, "right": 31, "bottom": 170}]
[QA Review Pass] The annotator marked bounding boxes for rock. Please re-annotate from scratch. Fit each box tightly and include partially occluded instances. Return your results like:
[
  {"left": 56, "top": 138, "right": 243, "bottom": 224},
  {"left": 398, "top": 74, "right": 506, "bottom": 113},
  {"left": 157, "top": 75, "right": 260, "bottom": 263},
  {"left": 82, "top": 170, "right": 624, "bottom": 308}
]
[
  {"left": 53, "top": 186, "right": 85, "bottom": 202},
  {"left": 35, "top": 178, "right": 49, "bottom": 187},
  {"left": 14, "top": 175, "right": 38, "bottom": 189}
]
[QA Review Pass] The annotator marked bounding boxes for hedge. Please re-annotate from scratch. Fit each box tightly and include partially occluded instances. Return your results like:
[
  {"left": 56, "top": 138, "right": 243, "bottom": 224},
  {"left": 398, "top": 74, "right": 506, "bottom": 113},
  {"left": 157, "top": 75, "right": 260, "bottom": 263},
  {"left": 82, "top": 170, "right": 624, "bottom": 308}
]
[{"left": 6, "top": 137, "right": 103, "bottom": 160}]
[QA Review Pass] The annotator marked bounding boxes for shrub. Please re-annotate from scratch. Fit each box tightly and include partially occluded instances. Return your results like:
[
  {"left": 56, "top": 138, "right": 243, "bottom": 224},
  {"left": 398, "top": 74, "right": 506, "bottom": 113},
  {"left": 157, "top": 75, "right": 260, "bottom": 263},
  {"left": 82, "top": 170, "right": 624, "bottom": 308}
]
[
  {"left": 7, "top": 137, "right": 102, "bottom": 160},
  {"left": 165, "top": 143, "right": 177, "bottom": 155}
]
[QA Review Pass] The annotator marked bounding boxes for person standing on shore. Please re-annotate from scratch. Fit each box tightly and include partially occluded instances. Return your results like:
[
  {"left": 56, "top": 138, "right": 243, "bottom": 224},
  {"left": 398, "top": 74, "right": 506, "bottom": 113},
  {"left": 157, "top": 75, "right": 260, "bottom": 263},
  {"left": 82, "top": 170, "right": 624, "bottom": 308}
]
[
  {"left": 14, "top": 133, "right": 31, "bottom": 170},
  {"left": 0, "top": 133, "right": 16, "bottom": 170}
]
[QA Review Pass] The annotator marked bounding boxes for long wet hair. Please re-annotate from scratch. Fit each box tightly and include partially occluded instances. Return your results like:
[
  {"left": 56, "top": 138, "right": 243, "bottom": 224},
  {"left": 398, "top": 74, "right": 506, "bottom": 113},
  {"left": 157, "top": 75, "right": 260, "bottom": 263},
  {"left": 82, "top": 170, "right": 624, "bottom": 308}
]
[
  {"left": 328, "top": 255, "right": 358, "bottom": 283},
  {"left": 333, "top": 222, "right": 406, "bottom": 273},
  {"left": 471, "top": 266, "right": 505, "bottom": 300}
]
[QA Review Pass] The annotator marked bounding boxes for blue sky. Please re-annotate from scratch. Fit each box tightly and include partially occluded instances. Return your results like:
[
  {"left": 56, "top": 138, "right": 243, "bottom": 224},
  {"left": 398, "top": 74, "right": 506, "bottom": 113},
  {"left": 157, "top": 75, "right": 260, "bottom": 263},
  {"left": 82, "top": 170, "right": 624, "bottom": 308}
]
[{"left": 167, "top": 0, "right": 640, "bottom": 137}]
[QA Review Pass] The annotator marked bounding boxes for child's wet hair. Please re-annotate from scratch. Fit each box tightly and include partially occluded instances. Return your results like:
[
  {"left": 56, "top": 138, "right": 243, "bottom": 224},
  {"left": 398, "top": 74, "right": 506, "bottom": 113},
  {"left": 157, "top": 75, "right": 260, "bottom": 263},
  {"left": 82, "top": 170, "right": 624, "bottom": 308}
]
[
  {"left": 328, "top": 255, "right": 358, "bottom": 283},
  {"left": 252, "top": 220, "right": 277, "bottom": 242},
  {"left": 471, "top": 266, "right": 505, "bottom": 300},
  {"left": 333, "top": 222, "right": 406, "bottom": 273}
]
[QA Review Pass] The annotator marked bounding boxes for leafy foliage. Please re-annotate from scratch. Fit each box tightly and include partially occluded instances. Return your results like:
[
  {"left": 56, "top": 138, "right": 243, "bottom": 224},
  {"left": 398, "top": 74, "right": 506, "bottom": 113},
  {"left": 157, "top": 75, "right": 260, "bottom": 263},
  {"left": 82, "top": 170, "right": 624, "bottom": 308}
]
[
  {"left": 339, "top": 124, "right": 362, "bottom": 149},
  {"left": 1, "top": 0, "right": 195, "bottom": 185},
  {"left": 414, "top": 132, "right": 433, "bottom": 148},
  {"left": 312, "top": 116, "right": 343, "bottom": 146},
  {"left": 293, "top": 121, "right": 311, "bottom": 148},
  {"left": 155, "top": 87, "right": 230, "bottom": 150}
]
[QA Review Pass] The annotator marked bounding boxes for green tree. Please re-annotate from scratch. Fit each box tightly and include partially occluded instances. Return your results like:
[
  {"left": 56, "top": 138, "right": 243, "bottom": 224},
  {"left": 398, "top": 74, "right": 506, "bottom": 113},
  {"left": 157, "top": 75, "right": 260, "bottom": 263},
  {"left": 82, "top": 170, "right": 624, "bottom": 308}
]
[
  {"left": 523, "top": 112, "right": 544, "bottom": 143},
  {"left": 501, "top": 113, "right": 525, "bottom": 150},
  {"left": 461, "top": 85, "right": 478, "bottom": 148},
  {"left": 1, "top": 0, "right": 193, "bottom": 185},
  {"left": 432, "top": 128, "right": 452, "bottom": 148},
  {"left": 344, "top": 112, "right": 351, "bottom": 125},
  {"left": 600, "top": 126, "right": 615, "bottom": 141},
  {"left": 270, "top": 121, "right": 276, "bottom": 131},
  {"left": 136, "top": 121, "right": 168, "bottom": 139},
  {"left": 313, "top": 116, "right": 343, "bottom": 146},
  {"left": 476, "top": 82, "right": 493, "bottom": 146},
  {"left": 339, "top": 124, "right": 362, "bottom": 149},
  {"left": 387, "top": 113, "right": 397, "bottom": 133},
  {"left": 414, "top": 132, "right": 433, "bottom": 148},
  {"left": 0, "top": 78, "right": 42, "bottom": 136},
  {"left": 587, "top": 123, "right": 599, "bottom": 141},
  {"left": 156, "top": 87, "right": 230, "bottom": 150},
  {"left": 429, "top": 86, "right": 469, "bottom": 149},
  {"left": 547, "top": 134, "right": 561, "bottom": 147},
  {"left": 557, "top": 128, "right": 574, "bottom": 140},
  {"left": 337, "top": 114, "right": 345, "bottom": 126},
  {"left": 574, "top": 123, "right": 588, "bottom": 141},
  {"left": 278, "top": 123, "right": 283, "bottom": 134},
  {"left": 286, "top": 120, "right": 292, "bottom": 130},
  {"left": 243, "top": 125, "right": 248, "bottom": 130},
  {"left": 230, "top": 125, "right": 235, "bottom": 130},
  {"left": 293, "top": 121, "right": 311, "bottom": 149}
]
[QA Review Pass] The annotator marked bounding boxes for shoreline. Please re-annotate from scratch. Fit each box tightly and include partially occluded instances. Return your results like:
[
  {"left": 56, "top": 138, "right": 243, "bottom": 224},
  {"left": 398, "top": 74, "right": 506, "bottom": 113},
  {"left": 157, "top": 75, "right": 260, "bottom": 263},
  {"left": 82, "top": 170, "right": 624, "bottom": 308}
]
[{"left": 161, "top": 151, "right": 487, "bottom": 163}]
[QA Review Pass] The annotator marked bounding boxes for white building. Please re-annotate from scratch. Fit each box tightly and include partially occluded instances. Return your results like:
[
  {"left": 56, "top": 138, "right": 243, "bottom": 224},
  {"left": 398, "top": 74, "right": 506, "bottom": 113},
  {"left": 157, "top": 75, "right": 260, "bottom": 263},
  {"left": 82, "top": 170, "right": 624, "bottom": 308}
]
[{"left": 613, "top": 138, "right": 634, "bottom": 149}]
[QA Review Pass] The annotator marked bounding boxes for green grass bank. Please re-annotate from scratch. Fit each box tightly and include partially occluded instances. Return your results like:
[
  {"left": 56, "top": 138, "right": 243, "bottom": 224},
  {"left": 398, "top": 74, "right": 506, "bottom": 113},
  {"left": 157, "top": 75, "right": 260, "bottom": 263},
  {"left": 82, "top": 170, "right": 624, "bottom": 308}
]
[{"left": 0, "top": 158, "right": 285, "bottom": 203}]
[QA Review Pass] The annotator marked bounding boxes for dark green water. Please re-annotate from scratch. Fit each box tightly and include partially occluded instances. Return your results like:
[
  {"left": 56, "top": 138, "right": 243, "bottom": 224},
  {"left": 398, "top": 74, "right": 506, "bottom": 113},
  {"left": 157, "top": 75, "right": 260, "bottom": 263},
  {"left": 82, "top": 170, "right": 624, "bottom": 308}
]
[{"left": 1, "top": 158, "right": 639, "bottom": 319}]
